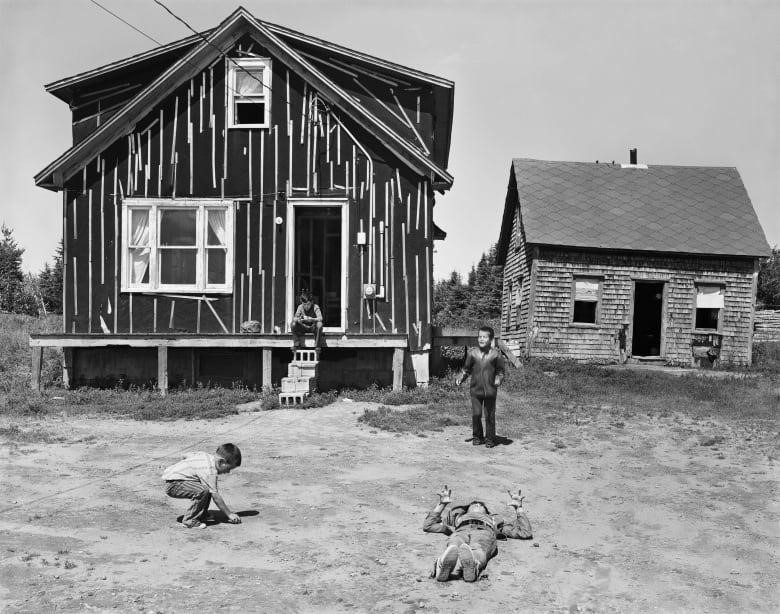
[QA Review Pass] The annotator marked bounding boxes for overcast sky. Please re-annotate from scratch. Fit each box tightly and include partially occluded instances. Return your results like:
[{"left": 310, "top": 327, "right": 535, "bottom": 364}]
[{"left": 1, "top": 0, "right": 778, "bottom": 279}]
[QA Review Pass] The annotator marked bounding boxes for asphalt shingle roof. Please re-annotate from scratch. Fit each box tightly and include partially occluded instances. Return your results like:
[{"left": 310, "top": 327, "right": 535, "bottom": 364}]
[{"left": 511, "top": 158, "right": 770, "bottom": 257}]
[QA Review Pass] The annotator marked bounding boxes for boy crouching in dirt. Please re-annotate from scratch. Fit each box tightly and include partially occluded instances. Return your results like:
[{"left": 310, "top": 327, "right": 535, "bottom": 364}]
[
  {"left": 424, "top": 485, "right": 532, "bottom": 582},
  {"left": 162, "top": 443, "right": 243, "bottom": 529}
]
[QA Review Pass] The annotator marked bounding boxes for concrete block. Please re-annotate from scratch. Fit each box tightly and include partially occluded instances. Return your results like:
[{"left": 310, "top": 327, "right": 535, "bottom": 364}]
[{"left": 279, "top": 391, "right": 310, "bottom": 406}]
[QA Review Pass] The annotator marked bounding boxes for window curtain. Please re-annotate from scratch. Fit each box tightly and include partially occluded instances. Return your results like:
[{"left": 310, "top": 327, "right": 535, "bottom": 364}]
[
  {"left": 208, "top": 209, "right": 227, "bottom": 246},
  {"left": 575, "top": 278, "right": 600, "bottom": 301},
  {"left": 235, "top": 68, "right": 263, "bottom": 96},
  {"left": 696, "top": 285, "right": 724, "bottom": 309},
  {"left": 130, "top": 211, "right": 150, "bottom": 284}
]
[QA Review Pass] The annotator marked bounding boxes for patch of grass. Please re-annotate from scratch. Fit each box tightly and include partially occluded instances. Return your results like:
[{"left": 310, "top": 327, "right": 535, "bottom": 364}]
[
  {"left": 64, "top": 560, "right": 76, "bottom": 570},
  {"left": 751, "top": 342, "right": 780, "bottom": 374},
  {"left": 359, "top": 404, "right": 467, "bottom": 433},
  {"left": 0, "top": 424, "right": 67, "bottom": 444}
]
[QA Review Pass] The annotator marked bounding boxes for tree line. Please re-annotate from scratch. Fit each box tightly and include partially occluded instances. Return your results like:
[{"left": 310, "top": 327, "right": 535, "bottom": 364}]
[{"left": 0, "top": 225, "right": 62, "bottom": 316}]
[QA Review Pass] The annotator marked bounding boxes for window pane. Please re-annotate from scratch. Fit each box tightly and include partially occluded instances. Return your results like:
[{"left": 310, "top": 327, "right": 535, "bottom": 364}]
[
  {"left": 207, "top": 209, "right": 227, "bottom": 246},
  {"left": 695, "top": 308, "right": 719, "bottom": 329},
  {"left": 129, "top": 248, "right": 150, "bottom": 284},
  {"left": 573, "top": 300, "right": 597, "bottom": 323},
  {"left": 234, "top": 101, "right": 266, "bottom": 125},
  {"left": 235, "top": 67, "right": 264, "bottom": 96},
  {"left": 160, "top": 249, "right": 196, "bottom": 285},
  {"left": 207, "top": 248, "right": 226, "bottom": 285},
  {"left": 160, "top": 209, "right": 196, "bottom": 246},
  {"left": 130, "top": 209, "right": 150, "bottom": 246}
]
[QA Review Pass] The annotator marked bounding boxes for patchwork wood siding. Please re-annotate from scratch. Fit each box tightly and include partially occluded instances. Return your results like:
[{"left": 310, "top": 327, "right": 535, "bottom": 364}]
[
  {"left": 524, "top": 248, "right": 758, "bottom": 365},
  {"left": 499, "top": 195, "right": 531, "bottom": 354},
  {"left": 60, "top": 34, "right": 438, "bottom": 347}
]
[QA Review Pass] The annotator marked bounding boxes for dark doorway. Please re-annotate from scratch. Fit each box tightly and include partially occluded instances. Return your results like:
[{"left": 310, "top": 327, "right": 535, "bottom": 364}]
[
  {"left": 294, "top": 206, "right": 342, "bottom": 327},
  {"left": 632, "top": 282, "right": 664, "bottom": 356}
]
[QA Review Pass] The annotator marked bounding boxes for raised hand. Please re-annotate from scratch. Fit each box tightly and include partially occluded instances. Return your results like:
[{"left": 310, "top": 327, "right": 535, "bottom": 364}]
[
  {"left": 437, "top": 485, "right": 452, "bottom": 505},
  {"left": 506, "top": 488, "right": 525, "bottom": 509}
]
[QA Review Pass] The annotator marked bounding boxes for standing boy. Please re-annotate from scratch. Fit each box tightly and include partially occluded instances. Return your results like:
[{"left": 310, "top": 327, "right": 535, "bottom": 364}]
[
  {"left": 162, "top": 443, "right": 243, "bottom": 528},
  {"left": 291, "top": 290, "right": 324, "bottom": 349},
  {"left": 456, "top": 326, "right": 505, "bottom": 448}
]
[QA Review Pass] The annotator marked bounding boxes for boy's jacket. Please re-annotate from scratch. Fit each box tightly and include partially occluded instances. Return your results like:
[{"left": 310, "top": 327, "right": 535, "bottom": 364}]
[{"left": 461, "top": 347, "right": 505, "bottom": 398}]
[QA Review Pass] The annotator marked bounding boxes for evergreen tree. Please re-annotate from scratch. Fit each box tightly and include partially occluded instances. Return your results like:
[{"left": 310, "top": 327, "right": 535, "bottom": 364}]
[
  {"left": 0, "top": 224, "right": 25, "bottom": 313},
  {"left": 757, "top": 246, "right": 780, "bottom": 308},
  {"left": 39, "top": 240, "right": 64, "bottom": 314}
]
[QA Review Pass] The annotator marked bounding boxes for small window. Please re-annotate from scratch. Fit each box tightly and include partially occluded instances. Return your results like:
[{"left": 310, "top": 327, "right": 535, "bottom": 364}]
[
  {"left": 695, "top": 284, "right": 724, "bottom": 330},
  {"left": 228, "top": 58, "right": 271, "bottom": 128},
  {"left": 121, "top": 199, "right": 234, "bottom": 293},
  {"left": 514, "top": 276, "right": 522, "bottom": 330},
  {"left": 573, "top": 277, "right": 601, "bottom": 324}
]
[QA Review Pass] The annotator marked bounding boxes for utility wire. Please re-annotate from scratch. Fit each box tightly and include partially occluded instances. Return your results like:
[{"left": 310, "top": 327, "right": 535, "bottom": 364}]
[{"left": 86, "top": 0, "right": 273, "bottom": 101}]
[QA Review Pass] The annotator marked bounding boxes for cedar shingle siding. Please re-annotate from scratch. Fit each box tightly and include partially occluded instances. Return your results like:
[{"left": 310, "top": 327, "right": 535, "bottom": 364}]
[
  {"left": 496, "top": 158, "right": 769, "bottom": 367},
  {"left": 528, "top": 247, "right": 757, "bottom": 365}
]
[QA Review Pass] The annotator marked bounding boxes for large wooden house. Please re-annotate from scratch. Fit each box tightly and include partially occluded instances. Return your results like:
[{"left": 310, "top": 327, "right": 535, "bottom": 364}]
[
  {"left": 496, "top": 154, "right": 770, "bottom": 367},
  {"left": 31, "top": 7, "right": 454, "bottom": 392}
]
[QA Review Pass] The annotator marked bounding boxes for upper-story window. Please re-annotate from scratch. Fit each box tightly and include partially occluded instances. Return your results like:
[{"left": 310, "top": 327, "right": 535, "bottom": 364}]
[
  {"left": 121, "top": 198, "right": 234, "bottom": 293},
  {"left": 694, "top": 284, "right": 724, "bottom": 330},
  {"left": 228, "top": 58, "right": 272, "bottom": 128}
]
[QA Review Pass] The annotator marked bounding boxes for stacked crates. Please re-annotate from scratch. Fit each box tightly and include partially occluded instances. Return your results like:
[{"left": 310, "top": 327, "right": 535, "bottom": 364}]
[{"left": 279, "top": 349, "right": 320, "bottom": 405}]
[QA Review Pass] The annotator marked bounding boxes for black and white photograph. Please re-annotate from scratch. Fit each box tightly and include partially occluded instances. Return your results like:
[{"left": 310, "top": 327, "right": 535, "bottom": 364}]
[{"left": 1, "top": 0, "right": 777, "bottom": 612}]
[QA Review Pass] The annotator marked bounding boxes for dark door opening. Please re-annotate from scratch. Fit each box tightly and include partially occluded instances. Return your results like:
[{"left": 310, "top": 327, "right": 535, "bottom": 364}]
[
  {"left": 631, "top": 282, "right": 664, "bottom": 356},
  {"left": 294, "top": 206, "right": 342, "bottom": 327}
]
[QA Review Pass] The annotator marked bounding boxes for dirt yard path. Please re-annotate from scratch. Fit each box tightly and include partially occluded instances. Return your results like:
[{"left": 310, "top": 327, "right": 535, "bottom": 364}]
[{"left": 1, "top": 399, "right": 777, "bottom": 613}]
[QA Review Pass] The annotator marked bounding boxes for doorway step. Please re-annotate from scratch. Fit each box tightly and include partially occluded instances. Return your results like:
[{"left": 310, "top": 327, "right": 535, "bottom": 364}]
[
  {"left": 279, "top": 349, "right": 320, "bottom": 406},
  {"left": 629, "top": 356, "right": 666, "bottom": 364}
]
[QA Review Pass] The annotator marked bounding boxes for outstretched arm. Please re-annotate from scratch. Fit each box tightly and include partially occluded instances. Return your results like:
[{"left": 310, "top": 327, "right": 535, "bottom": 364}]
[
  {"left": 422, "top": 485, "right": 455, "bottom": 534},
  {"left": 498, "top": 489, "right": 532, "bottom": 539}
]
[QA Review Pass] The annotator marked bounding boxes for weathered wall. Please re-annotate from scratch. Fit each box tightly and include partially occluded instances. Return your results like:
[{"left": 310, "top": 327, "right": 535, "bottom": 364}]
[
  {"left": 525, "top": 248, "right": 757, "bottom": 366},
  {"left": 499, "top": 188, "right": 532, "bottom": 355},
  {"left": 61, "top": 34, "right": 439, "bottom": 347}
]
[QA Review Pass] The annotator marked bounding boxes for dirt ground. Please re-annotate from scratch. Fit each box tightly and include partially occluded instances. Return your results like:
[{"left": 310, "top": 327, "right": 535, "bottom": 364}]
[{"left": 1, "top": 395, "right": 778, "bottom": 613}]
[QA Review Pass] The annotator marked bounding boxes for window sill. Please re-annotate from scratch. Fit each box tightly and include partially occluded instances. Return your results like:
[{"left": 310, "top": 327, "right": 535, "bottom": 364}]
[
  {"left": 228, "top": 124, "right": 270, "bottom": 129},
  {"left": 121, "top": 288, "right": 233, "bottom": 295},
  {"left": 569, "top": 322, "right": 600, "bottom": 328}
]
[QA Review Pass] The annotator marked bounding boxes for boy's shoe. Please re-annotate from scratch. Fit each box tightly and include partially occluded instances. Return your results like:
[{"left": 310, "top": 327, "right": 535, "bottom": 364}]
[
  {"left": 458, "top": 544, "right": 479, "bottom": 582},
  {"left": 181, "top": 519, "right": 207, "bottom": 529},
  {"left": 434, "top": 544, "right": 460, "bottom": 582},
  {"left": 485, "top": 440, "right": 496, "bottom": 448},
  {"left": 472, "top": 438, "right": 484, "bottom": 446}
]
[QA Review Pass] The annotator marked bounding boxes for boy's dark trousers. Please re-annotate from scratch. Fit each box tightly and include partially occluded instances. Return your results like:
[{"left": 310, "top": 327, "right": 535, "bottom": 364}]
[
  {"left": 165, "top": 480, "right": 211, "bottom": 523},
  {"left": 471, "top": 395, "right": 496, "bottom": 442}
]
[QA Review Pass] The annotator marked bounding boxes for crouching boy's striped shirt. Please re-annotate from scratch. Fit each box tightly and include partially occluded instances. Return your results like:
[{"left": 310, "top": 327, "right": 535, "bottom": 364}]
[{"left": 162, "top": 452, "right": 219, "bottom": 493}]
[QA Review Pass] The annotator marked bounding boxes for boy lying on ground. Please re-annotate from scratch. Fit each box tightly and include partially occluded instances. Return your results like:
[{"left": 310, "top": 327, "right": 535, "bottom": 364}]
[
  {"left": 423, "top": 485, "right": 532, "bottom": 581},
  {"left": 162, "top": 443, "right": 242, "bottom": 529}
]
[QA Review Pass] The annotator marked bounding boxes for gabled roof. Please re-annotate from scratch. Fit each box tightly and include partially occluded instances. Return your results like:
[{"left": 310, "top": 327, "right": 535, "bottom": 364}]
[
  {"left": 35, "top": 7, "right": 453, "bottom": 190},
  {"left": 497, "top": 158, "right": 770, "bottom": 262}
]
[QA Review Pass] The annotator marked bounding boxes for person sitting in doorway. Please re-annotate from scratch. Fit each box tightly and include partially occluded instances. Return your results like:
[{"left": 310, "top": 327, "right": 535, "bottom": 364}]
[
  {"left": 291, "top": 290, "right": 323, "bottom": 349},
  {"left": 424, "top": 485, "right": 532, "bottom": 582}
]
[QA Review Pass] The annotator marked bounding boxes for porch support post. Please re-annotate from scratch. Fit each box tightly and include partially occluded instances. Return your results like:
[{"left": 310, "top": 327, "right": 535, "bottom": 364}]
[
  {"left": 262, "top": 348, "right": 273, "bottom": 390},
  {"left": 410, "top": 350, "right": 430, "bottom": 388},
  {"left": 392, "top": 348, "right": 405, "bottom": 391},
  {"left": 61, "top": 348, "right": 74, "bottom": 389},
  {"left": 30, "top": 347, "right": 43, "bottom": 392},
  {"left": 158, "top": 345, "right": 168, "bottom": 396}
]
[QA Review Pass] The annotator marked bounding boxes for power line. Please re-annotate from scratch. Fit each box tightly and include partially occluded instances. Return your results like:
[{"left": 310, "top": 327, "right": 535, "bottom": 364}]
[
  {"left": 150, "top": 0, "right": 273, "bottom": 96},
  {"left": 88, "top": 0, "right": 163, "bottom": 47}
]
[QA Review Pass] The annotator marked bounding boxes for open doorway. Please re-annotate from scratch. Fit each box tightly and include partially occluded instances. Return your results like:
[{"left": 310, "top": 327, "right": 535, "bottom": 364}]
[
  {"left": 286, "top": 200, "right": 348, "bottom": 332},
  {"left": 631, "top": 281, "right": 665, "bottom": 356}
]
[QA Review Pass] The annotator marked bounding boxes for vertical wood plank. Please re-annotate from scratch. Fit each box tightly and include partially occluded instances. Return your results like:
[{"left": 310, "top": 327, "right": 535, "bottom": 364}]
[
  {"left": 392, "top": 348, "right": 404, "bottom": 391},
  {"left": 30, "top": 347, "right": 43, "bottom": 392},
  {"left": 262, "top": 348, "right": 272, "bottom": 390},
  {"left": 113, "top": 165, "right": 118, "bottom": 332},
  {"left": 62, "top": 348, "right": 74, "bottom": 390},
  {"left": 157, "top": 345, "right": 168, "bottom": 396},
  {"left": 88, "top": 189, "right": 93, "bottom": 333}
]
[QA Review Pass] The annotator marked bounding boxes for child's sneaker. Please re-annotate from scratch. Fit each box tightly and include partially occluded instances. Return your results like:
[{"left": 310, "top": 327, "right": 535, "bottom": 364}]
[
  {"left": 434, "top": 544, "right": 460, "bottom": 582},
  {"left": 181, "top": 519, "right": 207, "bottom": 529},
  {"left": 458, "top": 543, "right": 479, "bottom": 582}
]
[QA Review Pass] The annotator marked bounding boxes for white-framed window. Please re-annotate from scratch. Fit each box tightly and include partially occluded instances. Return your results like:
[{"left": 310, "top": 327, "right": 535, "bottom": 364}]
[
  {"left": 572, "top": 276, "right": 602, "bottom": 324},
  {"left": 121, "top": 198, "right": 234, "bottom": 293},
  {"left": 694, "top": 284, "right": 725, "bottom": 330},
  {"left": 227, "top": 58, "right": 272, "bottom": 128}
]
